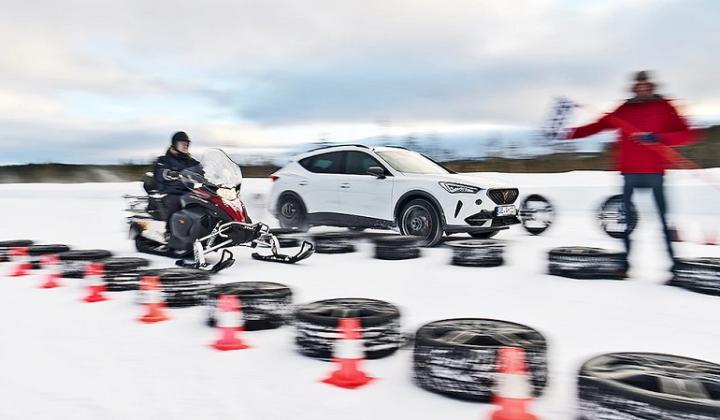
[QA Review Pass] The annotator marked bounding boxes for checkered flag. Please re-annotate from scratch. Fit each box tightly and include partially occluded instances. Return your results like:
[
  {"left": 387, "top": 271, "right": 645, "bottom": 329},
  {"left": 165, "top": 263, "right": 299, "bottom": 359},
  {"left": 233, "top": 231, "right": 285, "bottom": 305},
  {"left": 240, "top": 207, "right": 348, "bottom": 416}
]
[{"left": 542, "top": 97, "right": 577, "bottom": 141}]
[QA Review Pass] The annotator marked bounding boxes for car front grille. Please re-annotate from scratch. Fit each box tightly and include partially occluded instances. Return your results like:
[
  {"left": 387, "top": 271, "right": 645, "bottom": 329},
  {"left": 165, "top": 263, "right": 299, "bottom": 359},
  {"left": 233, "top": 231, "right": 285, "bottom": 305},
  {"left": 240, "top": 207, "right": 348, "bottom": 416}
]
[{"left": 487, "top": 188, "right": 519, "bottom": 205}]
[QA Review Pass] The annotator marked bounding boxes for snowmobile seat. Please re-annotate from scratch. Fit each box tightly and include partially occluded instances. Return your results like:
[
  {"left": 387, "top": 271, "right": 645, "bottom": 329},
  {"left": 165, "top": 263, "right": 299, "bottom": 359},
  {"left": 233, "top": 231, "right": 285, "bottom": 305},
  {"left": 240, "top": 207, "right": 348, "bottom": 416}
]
[{"left": 141, "top": 172, "right": 169, "bottom": 221}]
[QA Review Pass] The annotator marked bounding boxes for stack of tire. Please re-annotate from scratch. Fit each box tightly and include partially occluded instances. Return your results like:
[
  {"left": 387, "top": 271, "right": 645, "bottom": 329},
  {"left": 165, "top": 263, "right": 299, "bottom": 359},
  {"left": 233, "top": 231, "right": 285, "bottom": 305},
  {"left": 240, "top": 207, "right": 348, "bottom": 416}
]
[
  {"left": 293, "top": 298, "right": 403, "bottom": 360},
  {"left": 446, "top": 239, "right": 504, "bottom": 267},
  {"left": 101, "top": 257, "right": 151, "bottom": 291},
  {"left": 311, "top": 232, "right": 357, "bottom": 254},
  {"left": 156, "top": 268, "right": 212, "bottom": 307},
  {"left": 206, "top": 281, "right": 293, "bottom": 330},
  {"left": 57, "top": 249, "right": 113, "bottom": 278},
  {"left": 413, "top": 318, "right": 548, "bottom": 402},
  {"left": 374, "top": 235, "right": 421, "bottom": 260},
  {"left": 0, "top": 240, "right": 34, "bottom": 263},
  {"left": 577, "top": 352, "right": 720, "bottom": 419},
  {"left": 27, "top": 244, "right": 71, "bottom": 269},
  {"left": 667, "top": 257, "right": 720, "bottom": 296},
  {"left": 548, "top": 247, "right": 626, "bottom": 280}
]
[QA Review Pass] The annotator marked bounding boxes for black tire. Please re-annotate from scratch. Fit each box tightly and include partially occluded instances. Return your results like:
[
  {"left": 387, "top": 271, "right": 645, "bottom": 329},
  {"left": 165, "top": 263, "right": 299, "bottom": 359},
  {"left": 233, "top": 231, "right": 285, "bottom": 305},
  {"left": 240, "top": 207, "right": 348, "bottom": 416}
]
[
  {"left": 27, "top": 244, "right": 71, "bottom": 269},
  {"left": 548, "top": 246, "right": 627, "bottom": 280},
  {"left": 373, "top": 235, "right": 422, "bottom": 260},
  {"left": 101, "top": 257, "right": 151, "bottom": 292},
  {"left": 398, "top": 198, "right": 444, "bottom": 247},
  {"left": 57, "top": 249, "right": 113, "bottom": 278},
  {"left": 598, "top": 194, "right": 638, "bottom": 239},
  {"left": 413, "top": 318, "right": 548, "bottom": 402},
  {"left": 375, "top": 246, "right": 421, "bottom": 260},
  {"left": 206, "top": 282, "right": 293, "bottom": 331},
  {"left": 269, "top": 228, "right": 304, "bottom": 236},
  {"left": 667, "top": 257, "right": 720, "bottom": 296},
  {"left": 577, "top": 352, "right": 720, "bottom": 419},
  {"left": 445, "top": 239, "right": 504, "bottom": 267},
  {"left": 468, "top": 230, "right": 499, "bottom": 239},
  {"left": 0, "top": 239, "right": 34, "bottom": 248},
  {"left": 156, "top": 267, "right": 212, "bottom": 308},
  {"left": 373, "top": 235, "right": 420, "bottom": 247},
  {"left": 312, "top": 232, "right": 357, "bottom": 254},
  {"left": 519, "top": 194, "right": 555, "bottom": 236},
  {"left": 293, "top": 298, "right": 403, "bottom": 360},
  {"left": 0, "top": 240, "right": 34, "bottom": 263},
  {"left": 277, "top": 193, "right": 309, "bottom": 232},
  {"left": 268, "top": 227, "right": 303, "bottom": 248}
]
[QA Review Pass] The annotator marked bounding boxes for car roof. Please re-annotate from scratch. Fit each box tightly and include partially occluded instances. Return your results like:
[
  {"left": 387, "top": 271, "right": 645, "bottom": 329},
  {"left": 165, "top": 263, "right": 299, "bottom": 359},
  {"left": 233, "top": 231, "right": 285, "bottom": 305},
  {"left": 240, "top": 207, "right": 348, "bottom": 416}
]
[{"left": 294, "top": 144, "right": 408, "bottom": 160}]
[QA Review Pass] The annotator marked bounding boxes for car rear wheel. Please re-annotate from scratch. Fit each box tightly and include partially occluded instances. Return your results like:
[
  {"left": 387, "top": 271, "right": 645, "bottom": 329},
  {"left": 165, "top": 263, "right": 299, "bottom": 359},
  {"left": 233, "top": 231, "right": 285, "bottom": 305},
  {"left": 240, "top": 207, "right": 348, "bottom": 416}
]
[
  {"left": 277, "top": 194, "right": 309, "bottom": 232},
  {"left": 399, "top": 198, "right": 443, "bottom": 247}
]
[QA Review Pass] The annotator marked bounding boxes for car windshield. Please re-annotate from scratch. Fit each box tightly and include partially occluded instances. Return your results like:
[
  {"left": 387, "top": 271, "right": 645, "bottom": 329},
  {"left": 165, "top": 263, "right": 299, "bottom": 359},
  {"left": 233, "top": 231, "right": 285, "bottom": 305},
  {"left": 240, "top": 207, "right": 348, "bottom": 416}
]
[{"left": 376, "top": 149, "right": 449, "bottom": 174}]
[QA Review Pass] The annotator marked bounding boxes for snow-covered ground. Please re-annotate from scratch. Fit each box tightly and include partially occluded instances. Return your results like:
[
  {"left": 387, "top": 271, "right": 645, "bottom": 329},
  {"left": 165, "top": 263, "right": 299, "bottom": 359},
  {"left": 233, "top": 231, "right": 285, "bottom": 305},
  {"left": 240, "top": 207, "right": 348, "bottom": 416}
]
[{"left": 1, "top": 170, "right": 719, "bottom": 420}]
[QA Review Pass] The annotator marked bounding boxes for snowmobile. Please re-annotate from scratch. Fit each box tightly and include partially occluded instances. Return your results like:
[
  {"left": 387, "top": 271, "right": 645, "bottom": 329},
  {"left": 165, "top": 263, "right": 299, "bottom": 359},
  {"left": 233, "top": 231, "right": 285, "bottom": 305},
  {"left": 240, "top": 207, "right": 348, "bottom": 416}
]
[{"left": 124, "top": 148, "right": 313, "bottom": 272}]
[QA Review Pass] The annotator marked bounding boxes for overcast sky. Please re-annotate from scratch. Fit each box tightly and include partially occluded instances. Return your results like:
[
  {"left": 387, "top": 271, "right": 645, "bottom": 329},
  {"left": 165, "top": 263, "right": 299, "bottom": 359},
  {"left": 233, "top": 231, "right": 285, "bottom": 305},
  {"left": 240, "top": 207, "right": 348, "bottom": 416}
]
[{"left": 0, "top": 0, "right": 717, "bottom": 164}]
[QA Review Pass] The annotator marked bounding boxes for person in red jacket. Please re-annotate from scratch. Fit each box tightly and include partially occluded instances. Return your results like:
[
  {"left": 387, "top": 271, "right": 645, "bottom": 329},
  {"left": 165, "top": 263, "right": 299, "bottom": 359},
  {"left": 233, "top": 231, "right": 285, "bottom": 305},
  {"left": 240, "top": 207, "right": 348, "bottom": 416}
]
[{"left": 566, "top": 71, "right": 701, "bottom": 276}]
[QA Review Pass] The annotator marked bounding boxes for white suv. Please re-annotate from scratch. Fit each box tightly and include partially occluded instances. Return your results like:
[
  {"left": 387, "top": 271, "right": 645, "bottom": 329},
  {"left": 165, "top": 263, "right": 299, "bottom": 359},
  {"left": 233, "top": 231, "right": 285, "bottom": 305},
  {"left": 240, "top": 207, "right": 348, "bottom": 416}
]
[{"left": 268, "top": 145, "right": 520, "bottom": 246}]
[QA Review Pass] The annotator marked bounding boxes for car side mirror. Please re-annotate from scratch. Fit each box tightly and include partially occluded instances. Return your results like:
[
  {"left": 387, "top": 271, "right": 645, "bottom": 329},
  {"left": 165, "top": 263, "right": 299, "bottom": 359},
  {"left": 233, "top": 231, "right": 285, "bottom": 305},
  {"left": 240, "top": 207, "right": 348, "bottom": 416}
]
[{"left": 366, "top": 166, "right": 386, "bottom": 179}]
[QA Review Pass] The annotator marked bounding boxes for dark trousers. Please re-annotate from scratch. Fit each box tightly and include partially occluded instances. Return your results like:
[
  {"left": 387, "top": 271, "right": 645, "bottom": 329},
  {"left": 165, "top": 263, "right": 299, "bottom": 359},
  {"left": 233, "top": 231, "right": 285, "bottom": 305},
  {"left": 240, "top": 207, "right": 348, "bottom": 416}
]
[
  {"left": 622, "top": 174, "right": 675, "bottom": 268},
  {"left": 162, "top": 194, "right": 183, "bottom": 230}
]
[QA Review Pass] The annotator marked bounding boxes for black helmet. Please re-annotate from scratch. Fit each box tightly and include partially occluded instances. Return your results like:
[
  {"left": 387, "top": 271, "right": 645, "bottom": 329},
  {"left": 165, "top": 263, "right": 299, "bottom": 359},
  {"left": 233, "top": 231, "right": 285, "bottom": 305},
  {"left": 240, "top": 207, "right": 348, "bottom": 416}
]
[{"left": 171, "top": 131, "right": 191, "bottom": 147}]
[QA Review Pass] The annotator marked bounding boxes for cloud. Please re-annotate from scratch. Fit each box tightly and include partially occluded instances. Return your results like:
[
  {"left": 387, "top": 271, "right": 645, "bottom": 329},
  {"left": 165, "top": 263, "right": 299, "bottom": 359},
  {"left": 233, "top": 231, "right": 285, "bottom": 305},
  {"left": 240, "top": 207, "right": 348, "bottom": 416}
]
[{"left": 0, "top": 0, "right": 718, "bottom": 163}]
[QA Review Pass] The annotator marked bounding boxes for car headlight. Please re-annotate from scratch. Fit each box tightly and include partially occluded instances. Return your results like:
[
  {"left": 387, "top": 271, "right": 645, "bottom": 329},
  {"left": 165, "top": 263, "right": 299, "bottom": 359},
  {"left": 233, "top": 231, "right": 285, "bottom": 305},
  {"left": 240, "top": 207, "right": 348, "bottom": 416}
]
[{"left": 439, "top": 182, "right": 481, "bottom": 194}]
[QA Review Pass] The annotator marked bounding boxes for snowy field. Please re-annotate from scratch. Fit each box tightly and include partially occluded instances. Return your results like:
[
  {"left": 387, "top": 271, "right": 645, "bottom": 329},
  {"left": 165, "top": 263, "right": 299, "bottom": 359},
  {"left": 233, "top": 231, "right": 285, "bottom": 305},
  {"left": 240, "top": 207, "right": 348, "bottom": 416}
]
[{"left": 1, "top": 170, "right": 719, "bottom": 420}]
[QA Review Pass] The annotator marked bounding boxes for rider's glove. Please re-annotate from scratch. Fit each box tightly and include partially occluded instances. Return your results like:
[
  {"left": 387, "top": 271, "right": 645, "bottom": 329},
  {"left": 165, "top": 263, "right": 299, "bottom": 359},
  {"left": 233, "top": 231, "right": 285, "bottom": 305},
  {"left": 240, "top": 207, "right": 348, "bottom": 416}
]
[
  {"left": 633, "top": 132, "right": 658, "bottom": 144},
  {"left": 162, "top": 169, "right": 179, "bottom": 180}
]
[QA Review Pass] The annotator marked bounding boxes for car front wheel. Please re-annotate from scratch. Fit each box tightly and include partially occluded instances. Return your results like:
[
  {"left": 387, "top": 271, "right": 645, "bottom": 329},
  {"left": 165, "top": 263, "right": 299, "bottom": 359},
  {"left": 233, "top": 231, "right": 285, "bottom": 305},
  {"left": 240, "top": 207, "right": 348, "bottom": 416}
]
[{"left": 398, "top": 198, "right": 443, "bottom": 247}]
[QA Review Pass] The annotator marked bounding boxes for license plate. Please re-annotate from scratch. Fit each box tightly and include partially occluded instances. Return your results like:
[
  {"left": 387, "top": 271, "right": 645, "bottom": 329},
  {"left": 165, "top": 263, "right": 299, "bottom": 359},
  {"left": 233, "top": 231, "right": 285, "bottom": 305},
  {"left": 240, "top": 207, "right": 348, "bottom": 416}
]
[{"left": 495, "top": 205, "right": 517, "bottom": 217}]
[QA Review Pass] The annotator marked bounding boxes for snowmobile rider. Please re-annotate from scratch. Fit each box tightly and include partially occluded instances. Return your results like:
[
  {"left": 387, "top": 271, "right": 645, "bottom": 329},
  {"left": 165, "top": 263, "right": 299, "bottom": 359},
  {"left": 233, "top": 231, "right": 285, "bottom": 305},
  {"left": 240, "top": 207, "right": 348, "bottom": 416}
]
[
  {"left": 565, "top": 70, "right": 703, "bottom": 277},
  {"left": 153, "top": 131, "right": 201, "bottom": 220}
]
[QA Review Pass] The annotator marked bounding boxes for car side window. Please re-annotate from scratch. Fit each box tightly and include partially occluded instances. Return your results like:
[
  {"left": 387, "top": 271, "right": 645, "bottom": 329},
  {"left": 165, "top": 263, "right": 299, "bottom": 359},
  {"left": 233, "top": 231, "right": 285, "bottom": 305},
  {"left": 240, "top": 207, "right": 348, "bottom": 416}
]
[
  {"left": 344, "top": 151, "right": 387, "bottom": 175},
  {"left": 298, "top": 152, "right": 344, "bottom": 174}
]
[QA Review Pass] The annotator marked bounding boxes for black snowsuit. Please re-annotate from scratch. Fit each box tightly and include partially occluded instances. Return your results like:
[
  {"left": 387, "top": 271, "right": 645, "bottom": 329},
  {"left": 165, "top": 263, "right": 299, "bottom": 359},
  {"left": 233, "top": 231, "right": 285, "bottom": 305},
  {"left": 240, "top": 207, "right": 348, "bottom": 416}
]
[{"left": 153, "top": 147, "right": 200, "bottom": 219}]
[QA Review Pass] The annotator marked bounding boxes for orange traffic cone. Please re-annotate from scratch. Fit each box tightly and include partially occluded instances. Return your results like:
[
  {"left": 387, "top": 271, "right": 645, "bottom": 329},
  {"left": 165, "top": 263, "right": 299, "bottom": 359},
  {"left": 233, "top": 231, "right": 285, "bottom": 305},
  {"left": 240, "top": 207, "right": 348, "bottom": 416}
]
[
  {"left": 321, "top": 317, "right": 374, "bottom": 389},
  {"left": 82, "top": 262, "right": 108, "bottom": 303},
  {"left": 211, "top": 295, "right": 250, "bottom": 351},
  {"left": 8, "top": 247, "right": 32, "bottom": 277},
  {"left": 39, "top": 254, "right": 62, "bottom": 289},
  {"left": 139, "top": 275, "right": 170, "bottom": 323},
  {"left": 490, "top": 347, "right": 538, "bottom": 420}
]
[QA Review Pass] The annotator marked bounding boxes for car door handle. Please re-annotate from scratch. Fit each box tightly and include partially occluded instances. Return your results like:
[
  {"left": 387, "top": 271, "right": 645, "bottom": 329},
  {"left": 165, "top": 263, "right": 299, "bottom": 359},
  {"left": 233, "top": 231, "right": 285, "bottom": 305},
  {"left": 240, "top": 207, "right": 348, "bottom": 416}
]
[
  {"left": 340, "top": 183, "right": 351, "bottom": 189},
  {"left": 299, "top": 181, "right": 308, "bottom": 186}
]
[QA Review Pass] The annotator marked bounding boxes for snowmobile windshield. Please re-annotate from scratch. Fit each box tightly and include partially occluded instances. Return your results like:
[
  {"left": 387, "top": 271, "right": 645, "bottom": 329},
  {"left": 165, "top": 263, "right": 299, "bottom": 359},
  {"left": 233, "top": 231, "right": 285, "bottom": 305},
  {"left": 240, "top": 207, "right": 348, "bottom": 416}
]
[
  {"left": 376, "top": 149, "right": 449, "bottom": 174},
  {"left": 200, "top": 149, "right": 244, "bottom": 188}
]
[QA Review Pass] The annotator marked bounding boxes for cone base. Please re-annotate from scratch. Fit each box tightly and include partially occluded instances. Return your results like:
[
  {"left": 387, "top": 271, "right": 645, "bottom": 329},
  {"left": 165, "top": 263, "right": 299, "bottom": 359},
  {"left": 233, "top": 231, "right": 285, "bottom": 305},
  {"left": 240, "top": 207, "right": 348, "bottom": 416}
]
[
  {"left": 9, "top": 269, "right": 29, "bottom": 277},
  {"left": 321, "top": 371, "right": 375, "bottom": 389},
  {"left": 211, "top": 340, "right": 250, "bottom": 351},
  {"left": 140, "top": 314, "right": 170, "bottom": 323},
  {"left": 83, "top": 295, "right": 108, "bottom": 303},
  {"left": 491, "top": 401, "right": 538, "bottom": 420}
]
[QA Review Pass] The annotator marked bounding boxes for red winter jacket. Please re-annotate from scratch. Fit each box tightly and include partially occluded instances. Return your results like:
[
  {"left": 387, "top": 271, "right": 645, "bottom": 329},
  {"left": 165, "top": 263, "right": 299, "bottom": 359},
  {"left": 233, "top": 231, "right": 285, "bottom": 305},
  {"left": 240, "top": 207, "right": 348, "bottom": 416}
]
[{"left": 567, "top": 96, "right": 701, "bottom": 174}]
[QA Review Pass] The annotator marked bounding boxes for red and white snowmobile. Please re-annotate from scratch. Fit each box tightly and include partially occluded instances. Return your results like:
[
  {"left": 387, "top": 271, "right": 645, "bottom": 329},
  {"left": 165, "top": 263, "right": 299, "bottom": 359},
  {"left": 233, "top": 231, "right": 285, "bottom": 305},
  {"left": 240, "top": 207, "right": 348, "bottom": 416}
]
[{"left": 124, "top": 148, "right": 313, "bottom": 272}]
